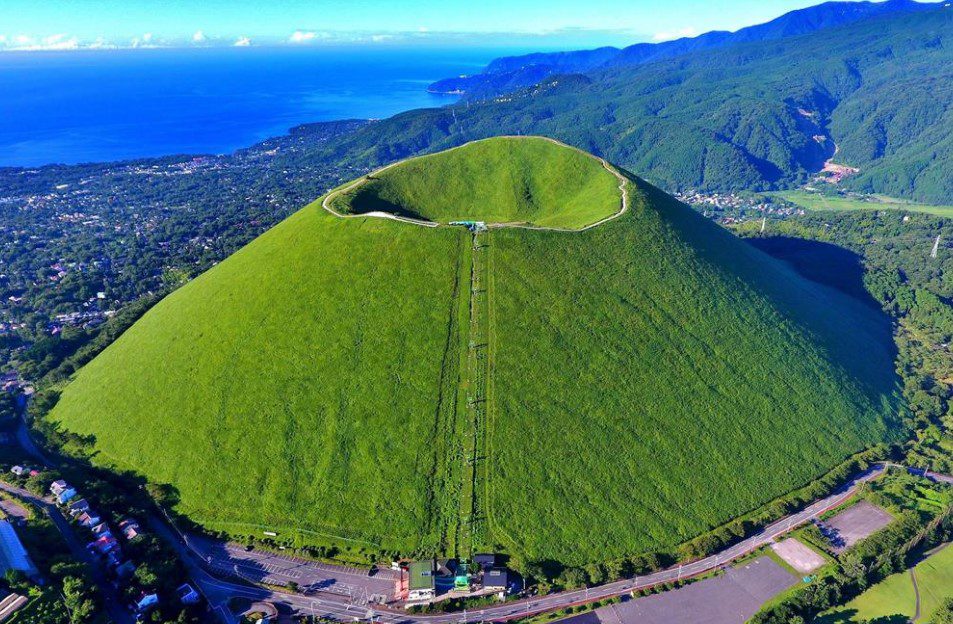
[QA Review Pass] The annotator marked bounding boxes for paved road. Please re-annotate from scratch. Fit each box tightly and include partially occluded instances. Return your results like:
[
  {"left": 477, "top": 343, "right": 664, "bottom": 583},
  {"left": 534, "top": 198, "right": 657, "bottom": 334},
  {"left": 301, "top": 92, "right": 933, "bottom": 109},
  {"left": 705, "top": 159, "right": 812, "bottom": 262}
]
[
  {"left": 14, "top": 395, "right": 53, "bottom": 467},
  {"left": 884, "top": 462, "right": 953, "bottom": 487},
  {"left": 163, "top": 463, "right": 946, "bottom": 624},
  {"left": 186, "top": 533, "right": 398, "bottom": 601},
  {"left": 0, "top": 480, "right": 135, "bottom": 624},
  {"left": 13, "top": 400, "right": 951, "bottom": 624}
]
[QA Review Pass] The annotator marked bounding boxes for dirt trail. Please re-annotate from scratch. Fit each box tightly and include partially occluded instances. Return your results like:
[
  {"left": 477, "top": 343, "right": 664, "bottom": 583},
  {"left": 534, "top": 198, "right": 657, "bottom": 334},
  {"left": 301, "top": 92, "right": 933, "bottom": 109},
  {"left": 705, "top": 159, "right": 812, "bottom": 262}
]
[
  {"left": 319, "top": 135, "right": 629, "bottom": 233},
  {"left": 910, "top": 568, "right": 921, "bottom": 622}
]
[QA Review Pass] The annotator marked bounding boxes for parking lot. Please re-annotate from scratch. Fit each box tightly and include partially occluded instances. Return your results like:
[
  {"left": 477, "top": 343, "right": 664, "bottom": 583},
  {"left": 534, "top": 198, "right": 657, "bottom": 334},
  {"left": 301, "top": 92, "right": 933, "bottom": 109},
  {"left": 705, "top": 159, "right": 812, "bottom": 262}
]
[
  {"left": 817, "top": 500, "right": 894, "bottom": 553},
  {"left": 561, "top": 556, "right": 799, "bottom": 624}
]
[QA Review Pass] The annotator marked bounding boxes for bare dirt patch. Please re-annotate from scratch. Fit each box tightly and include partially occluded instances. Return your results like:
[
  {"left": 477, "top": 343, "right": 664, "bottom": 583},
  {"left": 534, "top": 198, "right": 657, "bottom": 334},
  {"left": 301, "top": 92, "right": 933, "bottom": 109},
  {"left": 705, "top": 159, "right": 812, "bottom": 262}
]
[
  {"left": 771, "top": 538, "right": 826, "bottom": 574},
  {"left": 0, "top": 497, "right": 30, "bottom": 522},
  {"left": 817, "top": 500, "right": 894, "bottom": 553}
]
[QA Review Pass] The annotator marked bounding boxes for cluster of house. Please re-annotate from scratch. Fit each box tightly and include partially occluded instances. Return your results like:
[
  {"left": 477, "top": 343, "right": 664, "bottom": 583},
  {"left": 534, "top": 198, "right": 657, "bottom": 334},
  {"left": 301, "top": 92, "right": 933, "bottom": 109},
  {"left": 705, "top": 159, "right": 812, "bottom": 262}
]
[
  {"left": 49, "top": 479, "right": 200, "bottom": 617},
  {"left": 9, "top": 465, "right": 41, "bottom": 479},
  {"left": 1, "top": 371, "right": 23, "bottom": 393},
  {"left": 407, "top": 553, "right": 511, "bottom": 602},
  {"left": 132, "top": 588, "right": 202, "bottom": 617}
]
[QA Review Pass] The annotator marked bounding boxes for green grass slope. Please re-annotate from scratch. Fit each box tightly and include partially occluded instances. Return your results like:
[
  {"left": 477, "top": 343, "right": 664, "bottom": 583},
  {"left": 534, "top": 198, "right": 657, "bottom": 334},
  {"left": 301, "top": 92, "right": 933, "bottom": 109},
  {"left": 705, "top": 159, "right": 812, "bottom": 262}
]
[
  {"left": 47, "top": 138, "right": 902, "bottom": 566},
  {"left": 48, "top": 202, "right": 468, "bottom": 552},
  {"left": 485, "top": 179, "right": 900, "bottom": 564},
  {"left": 328, "top": 136, "right": 622, "bottom": 229},
  {"left": 819, "top": 543, "right": 953, "bottom": 623}
]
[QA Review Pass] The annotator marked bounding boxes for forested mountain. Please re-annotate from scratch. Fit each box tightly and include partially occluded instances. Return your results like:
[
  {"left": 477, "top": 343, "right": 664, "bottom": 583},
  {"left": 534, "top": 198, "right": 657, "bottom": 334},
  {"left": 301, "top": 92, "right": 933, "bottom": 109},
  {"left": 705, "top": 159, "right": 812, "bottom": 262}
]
[
  {"left": 429, "top": 0, "right": 940, "bottom": 97},
  {"left": 4, "top": 2, "right": 951, "bottom": 395},
  {"left": 319, "top": 6, "right": 953, "bottom": 202}
]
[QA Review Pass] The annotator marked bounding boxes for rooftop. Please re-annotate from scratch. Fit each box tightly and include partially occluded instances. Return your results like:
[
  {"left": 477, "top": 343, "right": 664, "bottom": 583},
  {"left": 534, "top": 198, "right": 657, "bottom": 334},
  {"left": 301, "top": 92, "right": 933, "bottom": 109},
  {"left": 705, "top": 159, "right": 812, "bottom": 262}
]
[
  {"left": 409, "top": 560, "right": 435, "bottom": 591},
  {"left": 0, "top": 521, "right": 37, "bottom": 577}
]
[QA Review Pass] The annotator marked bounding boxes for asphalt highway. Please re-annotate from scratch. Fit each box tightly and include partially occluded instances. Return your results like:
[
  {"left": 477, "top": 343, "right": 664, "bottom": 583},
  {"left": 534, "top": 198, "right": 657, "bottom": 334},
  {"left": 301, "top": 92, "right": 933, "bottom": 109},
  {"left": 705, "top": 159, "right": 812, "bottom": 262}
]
[
  {"left": 165, "top": 462, "right": 953, "bottom": 624},
  {"left": 11, "top": 401, "right": 951, "bottom": 624}
]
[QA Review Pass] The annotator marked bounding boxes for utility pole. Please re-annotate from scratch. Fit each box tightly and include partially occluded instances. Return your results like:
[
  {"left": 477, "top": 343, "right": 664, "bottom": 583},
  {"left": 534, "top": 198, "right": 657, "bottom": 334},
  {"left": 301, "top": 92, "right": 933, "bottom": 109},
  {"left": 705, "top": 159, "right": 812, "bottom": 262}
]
[
  {"left": 931, "top": 234, "right": 941, "bottom": 259},
  {"left": 760, "top": 215, "right": 767, "bottom": 234}
]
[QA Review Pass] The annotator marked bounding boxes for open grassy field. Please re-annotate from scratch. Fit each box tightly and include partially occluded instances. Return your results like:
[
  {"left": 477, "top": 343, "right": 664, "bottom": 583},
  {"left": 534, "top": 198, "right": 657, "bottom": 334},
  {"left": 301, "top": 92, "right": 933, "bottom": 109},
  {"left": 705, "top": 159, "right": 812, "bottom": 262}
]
[
  {"left": 819, "top": 543, "right": 953, "bottom": 623},
  {"left": 49, "top": 201, "right": 468, "bottom": 554},
  {"left": 485, "top": 181, "right": 900, "bottom": 565},
  {"left": 773, "top": 190, "right": 953, "bottom": 218},
  {"left": 328, "top": 136, "right": 622, "bottom": 229},
  {"left": 48, "top": 138, "right": 902, "bottom": 566}
]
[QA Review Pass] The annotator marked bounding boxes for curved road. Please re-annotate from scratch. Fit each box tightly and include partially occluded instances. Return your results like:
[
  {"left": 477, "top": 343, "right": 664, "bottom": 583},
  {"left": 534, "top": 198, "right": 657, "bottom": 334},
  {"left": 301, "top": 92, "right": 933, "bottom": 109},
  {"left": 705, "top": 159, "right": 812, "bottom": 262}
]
[
  {"left": 12, "top": 406, "right": 951, "bottom": 624},
  {"left": 0, "top": 480, "right": 135, "bottom": 624},
  {"left": 169, "top": 463, "right": 953, "bottom": 624}
]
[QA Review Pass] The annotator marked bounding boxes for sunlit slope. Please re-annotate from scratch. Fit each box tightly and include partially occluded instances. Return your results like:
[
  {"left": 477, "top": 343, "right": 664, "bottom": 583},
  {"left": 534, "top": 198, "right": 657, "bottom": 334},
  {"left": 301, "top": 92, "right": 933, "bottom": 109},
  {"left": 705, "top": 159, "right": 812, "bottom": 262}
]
[
  {"left": 48, "top": 138, "right": 901, "bottom": 565},
  {"left": 49, "top": 204, "right": 466, "bottom": 551},
  {"left": 328, "top": 136, "right": 622, "bottom": 229},
  {"left": 485, "top": 180, "right": 900, "bottom": 564}
]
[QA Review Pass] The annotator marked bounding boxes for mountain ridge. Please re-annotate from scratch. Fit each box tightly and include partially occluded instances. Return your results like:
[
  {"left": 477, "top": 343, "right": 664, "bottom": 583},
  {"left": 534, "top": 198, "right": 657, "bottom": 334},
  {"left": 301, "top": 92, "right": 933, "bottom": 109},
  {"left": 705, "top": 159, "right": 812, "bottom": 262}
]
[
  {"left": 317, "top": 7, "right": 953, "bottom": 203},
  {"left": 429, "top": 0, "right": 941, "bottom": 98}
]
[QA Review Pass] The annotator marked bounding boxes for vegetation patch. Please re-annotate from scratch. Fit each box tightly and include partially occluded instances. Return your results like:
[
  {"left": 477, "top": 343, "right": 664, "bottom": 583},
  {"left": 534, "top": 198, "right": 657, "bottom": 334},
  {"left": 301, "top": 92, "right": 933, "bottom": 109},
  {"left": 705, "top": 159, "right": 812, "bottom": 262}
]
[
  {"left": 46, "top": 138, "right": 903, "bottom": 567},
  {"left": 771, "top": 191, "right": 953, "bottom": 218},
  {"left": 328, "top": 136, "right": 622, "bottom": 229},
  {"left": 819, "top": 542, "right": 953, "bottom": 623},
  {"left": 485, "top": 180, "right": 900, "bottom": 566},
  {"left": 47, "top": 200, "right": 466, "bottom": 555}
]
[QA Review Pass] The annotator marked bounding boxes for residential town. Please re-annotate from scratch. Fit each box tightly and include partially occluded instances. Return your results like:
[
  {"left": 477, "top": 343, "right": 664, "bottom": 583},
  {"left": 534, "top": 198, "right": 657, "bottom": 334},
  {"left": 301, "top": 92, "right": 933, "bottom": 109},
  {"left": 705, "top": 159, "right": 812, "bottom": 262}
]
[{"left": 0, "top": 119, "right": 368, "bottom": 385}]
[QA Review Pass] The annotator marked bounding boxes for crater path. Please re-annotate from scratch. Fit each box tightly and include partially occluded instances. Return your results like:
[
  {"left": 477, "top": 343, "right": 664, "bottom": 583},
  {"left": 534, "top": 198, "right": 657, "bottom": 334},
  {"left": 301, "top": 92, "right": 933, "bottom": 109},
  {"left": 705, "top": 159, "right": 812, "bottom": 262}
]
[{"left": 321, "top": 136, "right": 629, "bottom": 232}]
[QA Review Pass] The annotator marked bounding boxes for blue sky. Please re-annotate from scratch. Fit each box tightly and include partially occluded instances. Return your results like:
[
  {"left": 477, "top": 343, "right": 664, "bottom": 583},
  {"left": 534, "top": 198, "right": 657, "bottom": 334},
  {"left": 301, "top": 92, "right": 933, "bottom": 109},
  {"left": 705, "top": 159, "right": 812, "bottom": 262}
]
[{"left": 0, "top": 0, "right": 902, "bottom": 51}]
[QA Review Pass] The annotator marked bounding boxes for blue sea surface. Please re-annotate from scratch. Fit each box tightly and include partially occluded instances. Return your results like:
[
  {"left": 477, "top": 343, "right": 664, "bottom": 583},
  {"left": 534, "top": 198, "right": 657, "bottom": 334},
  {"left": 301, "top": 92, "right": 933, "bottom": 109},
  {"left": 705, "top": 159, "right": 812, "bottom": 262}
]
[{"left": 0, "top": 46, "right": 515, "bottom": 167}]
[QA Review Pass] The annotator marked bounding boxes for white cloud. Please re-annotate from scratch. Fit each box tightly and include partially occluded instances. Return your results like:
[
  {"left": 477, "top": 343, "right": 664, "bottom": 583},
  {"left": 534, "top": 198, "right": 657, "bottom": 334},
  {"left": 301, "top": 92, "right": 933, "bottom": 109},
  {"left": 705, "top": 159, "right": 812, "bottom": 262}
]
[
  {"left": 234, "top": 36, "right": 251, "bottom": 47},
  {"left": 371, "top": 34, "right": 394, "bottom": 42},
  {"left": 652, "top": 26, "right": 698, "bottom": 42},
  {"left": 88, "top": 37, "right": 116, "bottom": 50},
  {"left": 192, "top": 30, "right": 206, "bottom": 43},
  {"left": 289, "top": 30, "right": 318, "bottom": 43},
  {"left": 4, "top": 33, "right": 80, "bottom": 51},
  {"left": 128, "top": 32, "right": 155, "bottom": 48}
]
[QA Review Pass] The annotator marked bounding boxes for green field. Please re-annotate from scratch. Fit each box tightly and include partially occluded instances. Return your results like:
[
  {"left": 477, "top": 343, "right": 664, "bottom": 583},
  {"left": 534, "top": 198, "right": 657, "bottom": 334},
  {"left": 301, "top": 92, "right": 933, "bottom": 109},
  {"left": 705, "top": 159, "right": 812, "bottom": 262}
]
[
  {"left": 48, "top": 202, "right": 467, "bottom": 552},
  {"left": 773, "top": 190, "right": 953, "bottom": 218},
  {"left": 486, "top": 183, "right": 899, "bottom": 564},
  {"left": 329, "top": 136, "right": 623, "bottom": 229},
  {"left": 819, "top": 543, "right": 953, "bottom": 623},
  {"left": 47, "top": 138, "right": 902, "bottom": 567}
]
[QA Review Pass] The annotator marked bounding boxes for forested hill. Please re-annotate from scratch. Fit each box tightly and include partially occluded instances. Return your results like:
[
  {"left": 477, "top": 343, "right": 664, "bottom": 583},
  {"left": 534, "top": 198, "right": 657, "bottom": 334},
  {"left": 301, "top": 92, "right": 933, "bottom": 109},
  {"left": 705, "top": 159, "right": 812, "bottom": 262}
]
[
  {"left": 428, "top": 0, "right": 940, "bottom": 98},
  {"left": 313, "top": 6, "right": 953, "bottom": 203}
]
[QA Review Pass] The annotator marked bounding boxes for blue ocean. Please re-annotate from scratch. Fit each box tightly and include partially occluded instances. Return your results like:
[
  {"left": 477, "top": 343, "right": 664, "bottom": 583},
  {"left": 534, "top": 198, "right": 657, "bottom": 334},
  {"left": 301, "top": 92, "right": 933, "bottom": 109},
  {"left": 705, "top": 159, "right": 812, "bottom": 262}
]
[{"left": 0, "top": 46, "right": 517, "bottom": 167}]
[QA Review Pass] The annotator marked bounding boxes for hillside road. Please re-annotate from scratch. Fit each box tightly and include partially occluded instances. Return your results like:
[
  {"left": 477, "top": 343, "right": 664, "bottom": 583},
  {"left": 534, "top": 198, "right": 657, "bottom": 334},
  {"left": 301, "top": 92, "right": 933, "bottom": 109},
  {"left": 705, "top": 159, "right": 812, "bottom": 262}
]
[{"left": 169, "top": 462, "right": 953, "bottom": 623}]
